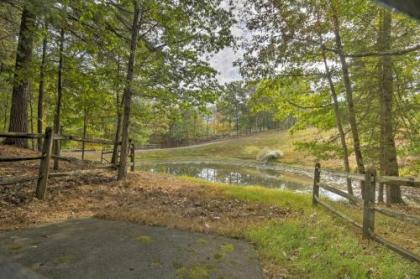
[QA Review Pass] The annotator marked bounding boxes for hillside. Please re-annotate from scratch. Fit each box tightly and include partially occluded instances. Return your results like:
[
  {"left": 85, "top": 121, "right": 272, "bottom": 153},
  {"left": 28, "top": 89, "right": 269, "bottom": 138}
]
[
  {"left": 138, "top": 129, "right": 419, "bottom": 175},
  {"left": 138, "top": 129, "right": 348, "bottom": 171}
]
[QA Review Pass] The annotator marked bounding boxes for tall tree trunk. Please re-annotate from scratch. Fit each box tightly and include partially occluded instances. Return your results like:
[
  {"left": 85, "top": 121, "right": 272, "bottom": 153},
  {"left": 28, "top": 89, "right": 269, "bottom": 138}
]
[
  {"left": 193, "top": 111, "right": 197, "bottom": 139},
  {"left": 377, "top": 11, "right": 385, "bottom": 203},
  {"left": 329, "top": 0, "right": 366, "bottom": 195},
  {"left": 37, "top": 25, "right": 48, "bottom": 151},
  {"left": 321, "top": 45, "right": 353, "bottom": 195},
  {"left": 53, "top": 27, "right": 65, "bottom": 170},
  {"left": 29, "top": 82, "right": 34, "bottom": 149},
  {"left": 118, "top": 2, "right": 141, "bottom": 180},
  {"left": 111, "top": 91, "right": 123, "bottom": 164},
  {"left": 4, "top": 90, "right": 9, "bottom": 130},
  {"left": 378, "top": 10, "right": 402, "bottom": 204},
  {"left": 82, "top": 107, "right": 87, "bottom": 160},
  {"left": 4, "top": 7, "right": 35, "bottom": 147},
  {"left": 236, "top": 106, "right": 239, "bottom": 136}
]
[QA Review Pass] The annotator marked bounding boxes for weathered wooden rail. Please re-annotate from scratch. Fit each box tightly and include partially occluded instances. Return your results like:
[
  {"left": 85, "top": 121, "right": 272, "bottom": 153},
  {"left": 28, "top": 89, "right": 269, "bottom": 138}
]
[
  {"left": 1, "top": 127, "right": 135, "bottom": 200},
  {"left": 312, "top": 163, "right": 420, "bottom": 262},
  {"left": 99, "top": 141, "right": 136, "bottom": 171},
  {"left": 0, "top": 128, "right": 54, "bottom": 199}
]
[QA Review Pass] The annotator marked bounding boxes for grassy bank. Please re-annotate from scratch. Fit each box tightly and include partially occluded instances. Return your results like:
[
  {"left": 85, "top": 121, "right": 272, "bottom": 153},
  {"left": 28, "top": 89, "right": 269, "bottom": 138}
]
[
  {"left": 137, "top": 129, "right": 326, "bottom": 167},
  {"left": 71, "top": 128, "right": 418, "bottom": 174},
  {"left": 178, "top": 177, "right": 419, "bottom": 278},
  {"left": 137, "top": 129, "right": 360, "bottom": 174}
]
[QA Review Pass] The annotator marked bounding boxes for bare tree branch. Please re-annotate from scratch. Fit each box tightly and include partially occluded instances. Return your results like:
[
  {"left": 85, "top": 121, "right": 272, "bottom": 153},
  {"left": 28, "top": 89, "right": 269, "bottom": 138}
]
[{"left": 323, "top": 44, "right": 420, "bottom": 58}]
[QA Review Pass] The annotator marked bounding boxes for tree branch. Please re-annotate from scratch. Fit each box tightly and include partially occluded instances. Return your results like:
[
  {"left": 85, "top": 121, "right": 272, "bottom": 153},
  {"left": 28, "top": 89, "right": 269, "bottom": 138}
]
[{"left": 323, "top": 44, "right": 420, "bottom": 58}]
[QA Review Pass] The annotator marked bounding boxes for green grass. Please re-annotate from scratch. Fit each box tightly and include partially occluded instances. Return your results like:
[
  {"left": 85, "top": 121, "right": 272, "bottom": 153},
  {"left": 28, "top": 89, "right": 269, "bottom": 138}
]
[
  {"left": 176, "top": 176, "right": 420, "bottom": 278},
  {"left": 236, "top": 191, "right": 419, "bottom": 278},
  {"left": 224, "top": 185, "right": 311, "bottom": 212},
  {"left": 247, "top": 220, "right": 418, "bottom": 279}
]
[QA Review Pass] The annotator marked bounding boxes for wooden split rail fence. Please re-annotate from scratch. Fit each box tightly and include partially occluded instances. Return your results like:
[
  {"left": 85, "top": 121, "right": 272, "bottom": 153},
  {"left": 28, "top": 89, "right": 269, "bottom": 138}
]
[
  {"left": 0, "top": 127, "right": 136, "bottom": 200},
  {"left": 312, "top": 162, "right": 420, "bottom": 262},
  {"left": 100, "top": 140, "right": 136, "bottom": 171}
]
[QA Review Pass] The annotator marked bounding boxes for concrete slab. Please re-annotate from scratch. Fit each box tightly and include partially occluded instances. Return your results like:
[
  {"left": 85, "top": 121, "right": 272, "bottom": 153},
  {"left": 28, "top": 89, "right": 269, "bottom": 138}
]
[{"left": 0, "top": 218, "right": 263, "bottom": 279}]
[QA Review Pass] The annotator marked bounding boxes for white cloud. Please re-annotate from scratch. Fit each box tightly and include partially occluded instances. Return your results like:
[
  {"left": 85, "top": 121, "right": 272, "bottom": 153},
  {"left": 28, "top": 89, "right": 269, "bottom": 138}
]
[
  {"left": 209, "top": 47, "right": 242, "bottom": 84},
  {"left": 208, "top": 0, "right": 249, "bottom": 84}
]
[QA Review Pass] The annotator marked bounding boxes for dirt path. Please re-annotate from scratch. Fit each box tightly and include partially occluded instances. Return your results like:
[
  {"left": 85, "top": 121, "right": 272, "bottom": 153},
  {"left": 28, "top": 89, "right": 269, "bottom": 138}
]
[
  {"left": 0, "top": 218, "right": 263, "bottom": 279},
  {"left": 136, "top": 138, "right": 234, "bottom": 153}
]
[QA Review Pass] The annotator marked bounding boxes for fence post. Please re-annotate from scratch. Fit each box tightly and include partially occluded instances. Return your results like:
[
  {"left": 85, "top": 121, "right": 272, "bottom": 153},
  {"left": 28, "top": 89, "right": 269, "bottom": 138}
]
[
  {"left": 81, "top": 139, "right": 86, "bottom": 160},
  {"left": 363, "top": 166, "right": 376, "bottom": 239},
  {"left": 312, "top": 162, "right": 321, "bottom": 206},
  {"left": 53, "top": 126, "right": 63, "bottom": 170},
  {"left": 100, "top": 147, "right": 104, "bottom": 164},
  {"left": 130, "top": 141, "right": 135, "bottom": 172},
  {"left": 36, "top": 127, "right": 53, "bottom": 200}
]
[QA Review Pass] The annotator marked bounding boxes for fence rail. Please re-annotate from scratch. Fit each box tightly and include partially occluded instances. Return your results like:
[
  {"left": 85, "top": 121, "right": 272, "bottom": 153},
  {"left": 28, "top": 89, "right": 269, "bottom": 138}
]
[
  {"left": 312, "top": 163, "right": 420, "bottom": 263},
  {"left": 0, "top": 156, "right": 44, "bottom": 162},
  {"left": 57, "top": 135, "right": 117, "bottom": 145},
  {"left": 0, "top": 132, "right": 44, "bottom": 139},
  {"left": 0, "top": 175, "right": 39, "bottom": 185},
  {"left": 1, "top": 127, "right": 135, "bottom": 200},
  {"left": 319, "top": 183, "right": 363, "bottom": 204}
]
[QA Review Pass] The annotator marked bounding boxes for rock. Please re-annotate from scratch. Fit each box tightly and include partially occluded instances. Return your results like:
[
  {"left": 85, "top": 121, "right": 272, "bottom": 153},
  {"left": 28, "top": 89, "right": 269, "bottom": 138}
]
[{"left": 256, "top": 147, "right": 283, "bottom": 162}]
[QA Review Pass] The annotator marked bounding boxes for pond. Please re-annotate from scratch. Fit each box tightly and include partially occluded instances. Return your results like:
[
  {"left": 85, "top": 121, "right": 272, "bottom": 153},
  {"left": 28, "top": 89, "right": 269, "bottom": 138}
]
[{"left": 138, "top": 162, "right": 345, "bottom": 201}]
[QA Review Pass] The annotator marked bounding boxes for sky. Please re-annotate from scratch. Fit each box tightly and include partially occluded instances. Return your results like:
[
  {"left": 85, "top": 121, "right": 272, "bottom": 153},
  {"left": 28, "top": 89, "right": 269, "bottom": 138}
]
[
  {"left": 209, "top": 47, "right": 242, "bottom": 84},
  {"left": 208, "top": 0, "right": 247, "bottom": 84}
]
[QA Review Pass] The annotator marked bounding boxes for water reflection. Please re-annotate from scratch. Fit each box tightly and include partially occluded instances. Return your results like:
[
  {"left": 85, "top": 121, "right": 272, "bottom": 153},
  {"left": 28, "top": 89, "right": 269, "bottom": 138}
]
[{"left": 140, "top": 163, "right": 344, "bottom": 201}]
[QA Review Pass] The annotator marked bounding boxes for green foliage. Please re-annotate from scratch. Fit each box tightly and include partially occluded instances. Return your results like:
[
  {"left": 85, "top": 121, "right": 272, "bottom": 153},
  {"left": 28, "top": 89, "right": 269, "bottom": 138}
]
[
  {"left": 294, "top": 141, "right": 346, "bottom": 161},
  {"left": 0, "top": 0, "right": 237, "bottom": 147},
  {"left": 237, "top": 0, "right": 419, "bottom": 170}
]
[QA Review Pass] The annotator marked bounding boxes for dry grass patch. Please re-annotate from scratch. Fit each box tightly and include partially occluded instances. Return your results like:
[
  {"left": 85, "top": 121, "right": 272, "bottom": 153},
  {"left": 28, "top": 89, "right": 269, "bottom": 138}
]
[{"left": 97, "top": 172, "right": 292, "bottom": 237}]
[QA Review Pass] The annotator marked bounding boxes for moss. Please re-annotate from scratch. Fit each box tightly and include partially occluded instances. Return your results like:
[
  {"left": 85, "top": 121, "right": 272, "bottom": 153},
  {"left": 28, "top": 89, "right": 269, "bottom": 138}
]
[
  {"left": 213, "top": 253, "right": 223, "bottom": 261},
  {"left": 7, "top": 244, "right": 23, "bottom": 252},
  {"left": 176, "top": 264, "right": 213, "bottom": 279},
  {"left": 214, "top": 243, "right": 235, "bottom": 261},
  {"left": 151, "top": 261, "right": 162, "bottom": 268},
  {"left": 196, "top": 238, "right": 209, "bottom": 245},
  {"left": 135, "top": 235, "right": 153, "bottom": 244},
  {"left": 55, "top": 255, "right": 74, "bottom": 264}
]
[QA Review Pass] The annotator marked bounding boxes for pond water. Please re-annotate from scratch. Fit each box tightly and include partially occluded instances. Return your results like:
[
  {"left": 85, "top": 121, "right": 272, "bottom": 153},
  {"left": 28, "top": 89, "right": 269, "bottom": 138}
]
[{"left": 139, "top": 162, "right": 344, "bottom": 201}]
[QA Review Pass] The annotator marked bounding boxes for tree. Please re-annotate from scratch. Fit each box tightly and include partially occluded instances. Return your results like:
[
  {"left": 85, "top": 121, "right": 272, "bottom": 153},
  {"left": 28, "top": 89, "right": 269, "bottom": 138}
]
[
  {"left": 328, "top": 0, "right": 366, "bottom": 181},
  {"left": 217, "top": 82, "right": 250, "bottom": 135},
  {"left": 4, "top": 5, "right": 35, "bottom": 147},
  {"left": 320, "top": 43, "right": 353, "bottom": 195},
  {"left": 238, "top": 0, "right": 355, "bottom": 179},
  {"left": 37, "top": 23, "right": 48, "bottom": 151},
  {"left": 102, "top": 0, "right": 235, "bottom": 180},
  {"left": 377, "top": 9, "right": 402, "bottom": 203},
  {"left": 238, "top": 0, "right": 419, "bottom": 202},
  {"left": 117, "top": 0, "right": 141, "bottom": 180},
  {"left": 52, "top": 22, "right": 65, "bottom": 169}
]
